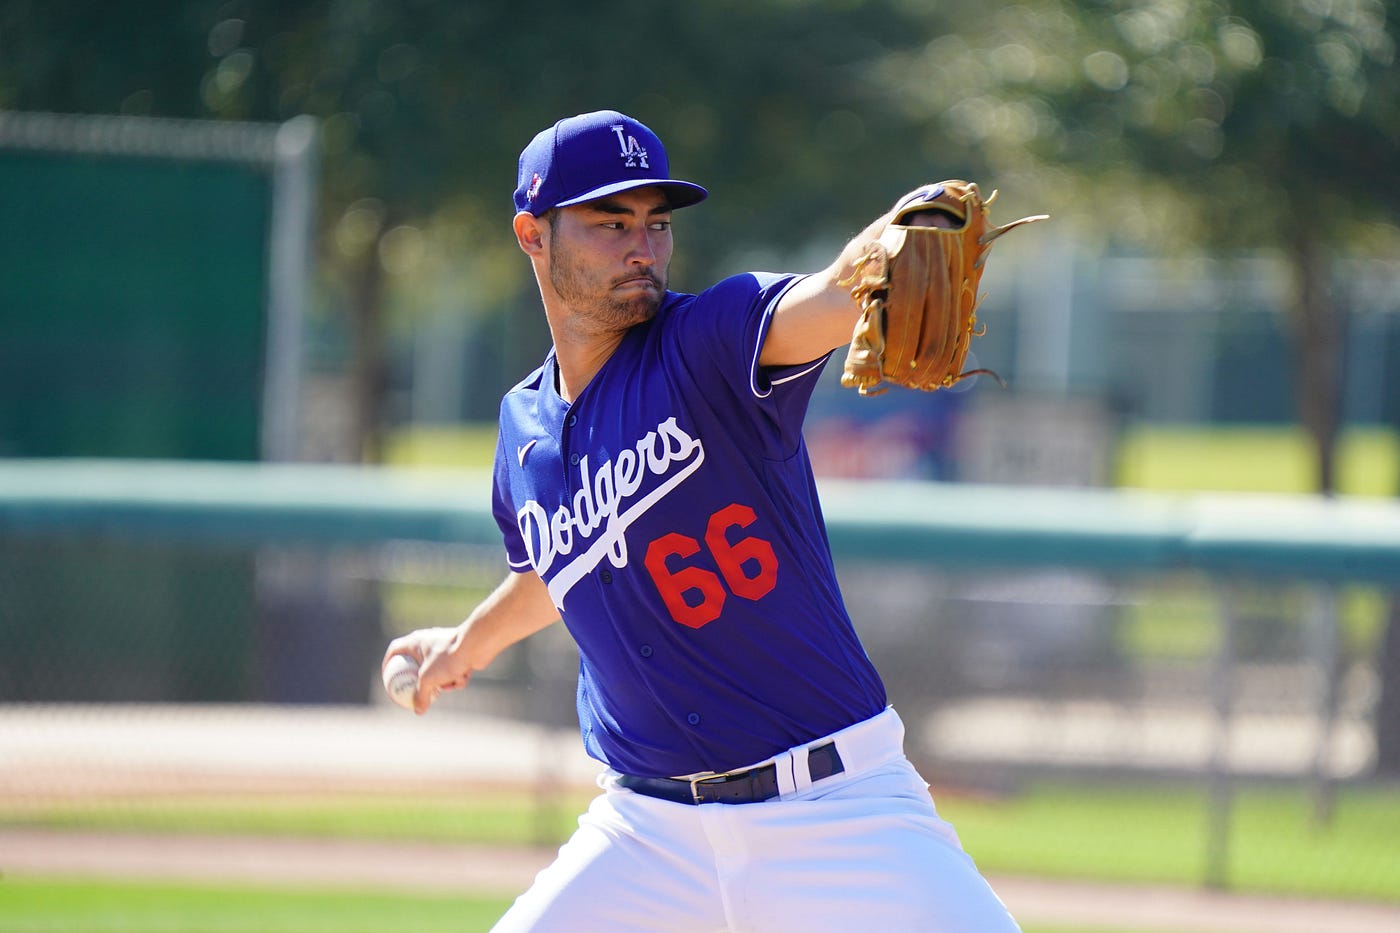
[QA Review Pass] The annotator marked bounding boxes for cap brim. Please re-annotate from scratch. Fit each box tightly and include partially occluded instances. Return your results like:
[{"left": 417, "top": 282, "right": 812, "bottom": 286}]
[{"left": 553, "top": 178, "right": 708, "bottom": 211}]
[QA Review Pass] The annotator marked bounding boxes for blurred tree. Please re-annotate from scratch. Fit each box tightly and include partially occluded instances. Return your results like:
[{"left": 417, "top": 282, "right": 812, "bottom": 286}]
[
  {"left": 875, "top": 0, "right": 1399, "bottom": 491},
  {"left": 871, "top": 0, "right": 1400, "bottom": 777},
  {"left": 1, "top": 0, "right": 968, "bottom": 453},
  {"left": 6, "top": 0, "right": 1394, "bottom": 463}
]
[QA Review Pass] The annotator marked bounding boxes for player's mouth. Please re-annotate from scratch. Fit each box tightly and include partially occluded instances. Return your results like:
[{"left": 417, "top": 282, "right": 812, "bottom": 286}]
[{"left": 614, "top": 274, "right": 661, "bottom": 291}]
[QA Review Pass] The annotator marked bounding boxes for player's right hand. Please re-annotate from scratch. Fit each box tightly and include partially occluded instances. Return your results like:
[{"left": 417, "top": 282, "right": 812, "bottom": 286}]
[{"left": 382, "top": 626, "right": 472, "bottom": 715}]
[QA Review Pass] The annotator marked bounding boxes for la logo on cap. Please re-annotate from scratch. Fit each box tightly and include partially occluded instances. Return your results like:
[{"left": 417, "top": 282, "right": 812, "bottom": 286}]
[
  {"left": 611, "top": 125, "right": 649, "bottom": 169},
  {"left": 513, "top": 110, "right": 707, "bottom": 216}
]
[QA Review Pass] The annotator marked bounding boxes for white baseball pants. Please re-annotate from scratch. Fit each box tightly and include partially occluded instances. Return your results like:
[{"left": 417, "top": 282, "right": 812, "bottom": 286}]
[{"left": 491, "top": 707, "right": 1021, "bottom": 932}]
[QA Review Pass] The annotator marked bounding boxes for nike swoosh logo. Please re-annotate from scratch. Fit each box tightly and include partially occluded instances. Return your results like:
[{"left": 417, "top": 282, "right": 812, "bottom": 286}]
[{"left": 517, "top": 440, "right": 537, "bottom": 467}]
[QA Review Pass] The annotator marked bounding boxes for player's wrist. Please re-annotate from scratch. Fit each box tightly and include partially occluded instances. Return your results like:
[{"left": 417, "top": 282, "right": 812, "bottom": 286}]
[{"left": 450, "top": 618, "right": 501, "bottom": 674}]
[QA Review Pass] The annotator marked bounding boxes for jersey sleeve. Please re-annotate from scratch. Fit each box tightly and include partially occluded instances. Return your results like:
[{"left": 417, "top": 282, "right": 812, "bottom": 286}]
[
  {"left": 671, "top": 272, "right": 830, "bottom": 451},
  {"left": 491, "top": 420, "right": 534, "bottom": 572}
]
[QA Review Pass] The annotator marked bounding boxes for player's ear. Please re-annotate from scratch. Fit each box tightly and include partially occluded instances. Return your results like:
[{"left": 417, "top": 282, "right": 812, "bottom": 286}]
[{"left": 514, "top": 210, "right": 547, "bottom": 256}]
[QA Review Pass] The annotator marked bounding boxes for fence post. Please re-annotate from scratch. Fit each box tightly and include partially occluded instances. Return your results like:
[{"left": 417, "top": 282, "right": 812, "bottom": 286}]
[
  {"left": 1205, "top": 582, "right": 1237, "bottom": 890},
  {"left": 1307, "top": 584, "right": 1341, "bottom": 828}
]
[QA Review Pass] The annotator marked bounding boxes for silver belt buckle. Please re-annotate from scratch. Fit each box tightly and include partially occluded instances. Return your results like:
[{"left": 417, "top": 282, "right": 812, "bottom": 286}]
[{"left": 688, "top": 765, "right": 749, "bottom": 804}]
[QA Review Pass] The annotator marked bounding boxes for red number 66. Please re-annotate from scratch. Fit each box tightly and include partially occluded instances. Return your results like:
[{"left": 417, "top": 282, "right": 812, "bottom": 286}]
[{"left": 643, "top": 503, "right": 779, "bottom": 629}]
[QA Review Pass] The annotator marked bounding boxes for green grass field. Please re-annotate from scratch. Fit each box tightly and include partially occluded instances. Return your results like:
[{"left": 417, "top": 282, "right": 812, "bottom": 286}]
[
  {"left": 1, "top": 788, "right": 594, "bottom": 848},
  {"left": 0, "top": 880, "right": 513, "bottom": 933},
  {"left": 943, "top": 781, "right": 1400, "bottom": 902},
  {"left": 0, "top": 878, "right": 1167, "bottom": 933},
  {"left": 1115, "top": 424, "right": 1398, "bottom": 496}
]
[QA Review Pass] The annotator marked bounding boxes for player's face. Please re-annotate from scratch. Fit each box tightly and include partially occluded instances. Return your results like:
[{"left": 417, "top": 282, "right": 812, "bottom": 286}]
[{"left": 547, "top": 187, "right": 673, "bottom": 332}]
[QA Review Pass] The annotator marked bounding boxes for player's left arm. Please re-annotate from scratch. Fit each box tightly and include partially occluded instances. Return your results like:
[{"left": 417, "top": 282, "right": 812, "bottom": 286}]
[{"left": 757, "top": 205, "right": 898, "bottom": 368}]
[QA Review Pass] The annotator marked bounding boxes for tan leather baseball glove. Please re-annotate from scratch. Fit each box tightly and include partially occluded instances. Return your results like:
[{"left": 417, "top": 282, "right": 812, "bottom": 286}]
[{"left": 839, "top": 181, "right": 1047, "bottom": 396}]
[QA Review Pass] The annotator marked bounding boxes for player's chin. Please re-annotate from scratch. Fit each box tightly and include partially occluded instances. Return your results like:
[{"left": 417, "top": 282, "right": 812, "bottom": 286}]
[{"left": 608, "top": 291, "right": 662, "bottom": 325}]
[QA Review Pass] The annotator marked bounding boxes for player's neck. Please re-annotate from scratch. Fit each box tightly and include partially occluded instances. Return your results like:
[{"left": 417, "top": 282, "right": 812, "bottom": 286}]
[{"left": 551, "top": 332, "right": 626, "bottom": 403}]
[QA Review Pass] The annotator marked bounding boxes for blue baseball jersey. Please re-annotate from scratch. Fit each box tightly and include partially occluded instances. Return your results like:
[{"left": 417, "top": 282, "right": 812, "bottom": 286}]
[{"left": 492, "top": 272, "right": 887, "bottom": 779}]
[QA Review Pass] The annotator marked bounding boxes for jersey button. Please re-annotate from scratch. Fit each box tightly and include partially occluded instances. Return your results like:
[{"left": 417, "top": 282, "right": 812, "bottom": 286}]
[
  {"left": 600, "top": 569, "right": 613, "bottom": 584},
  {"left": 567, "top": 414, "right": 578, "bottom": 427},
  {"left": 569, "top": 453, "right": 580, "bottom": 466},
  {"left": 639, "top": 645, "right": 653, "bottom": 658},
  {"left": 686, "top": 712, "right": 701, "bottom": 725}
]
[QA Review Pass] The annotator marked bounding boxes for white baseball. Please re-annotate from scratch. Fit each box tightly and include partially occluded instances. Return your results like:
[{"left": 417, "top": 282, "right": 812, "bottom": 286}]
[{"left": 382, "top": 654, "right": 420, "bottom": 711}]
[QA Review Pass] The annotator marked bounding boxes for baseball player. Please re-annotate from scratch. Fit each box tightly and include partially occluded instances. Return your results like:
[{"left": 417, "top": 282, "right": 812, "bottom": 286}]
[{"left": 383, "top": 109, "right": 1021, "bottom": 932}]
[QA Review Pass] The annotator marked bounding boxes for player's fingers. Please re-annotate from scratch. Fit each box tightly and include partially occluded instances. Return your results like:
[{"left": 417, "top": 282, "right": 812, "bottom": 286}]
[
  {"left": 381, "top": 637, "right": 423, "bottom": 675},
  {"left": 414, "top": 654, "right": 472, "bottom": 713},
  {"left": 412, "top": 682, "right": 440, "bottom": 716},
  {"left": 413, "top": 677, "right": 467, "bottom": 715},
  {"left": 439, "top": 672, "right": 471, "bottom": 691},
  {"left": 383, "top": 625, "right": 457, "bottom": 676},
  {"left": 419, "top": 663, "right": 470, "bottom": 693}
]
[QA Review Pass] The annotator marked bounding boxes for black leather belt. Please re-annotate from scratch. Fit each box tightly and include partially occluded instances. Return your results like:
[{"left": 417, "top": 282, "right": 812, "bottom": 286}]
[{"left": 618, "top": 741, "right": 844, "bottom": 805}]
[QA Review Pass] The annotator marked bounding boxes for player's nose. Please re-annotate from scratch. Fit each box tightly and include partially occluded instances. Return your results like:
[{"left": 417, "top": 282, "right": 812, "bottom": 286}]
[
  {"left": 631, "top": 218, "right": 676, "bottom": 262},
  {"left": 625, "top": 229, "right": 658, "bottom": 265}
]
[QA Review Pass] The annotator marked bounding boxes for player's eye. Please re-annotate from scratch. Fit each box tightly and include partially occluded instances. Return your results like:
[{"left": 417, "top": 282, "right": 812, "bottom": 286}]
[{"left": 649, "top": 221, "right": 671, "bottom": 232}]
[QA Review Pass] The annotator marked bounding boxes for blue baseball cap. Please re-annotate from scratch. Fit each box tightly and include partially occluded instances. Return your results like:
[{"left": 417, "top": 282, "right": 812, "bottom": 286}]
[{"left": 514, "top": 110, "right": 708, "bottom": 216}]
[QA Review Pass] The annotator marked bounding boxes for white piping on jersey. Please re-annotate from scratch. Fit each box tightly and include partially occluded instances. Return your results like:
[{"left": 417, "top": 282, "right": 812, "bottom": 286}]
[
  {"left": 748, "top": 274, "right": 809, "bottom": 399},
  {"left": 517, "top": 416, "right": 705, "bottom": 609},
  {"left": 770, "top": 358, "right": 826, "bottom": 386}
]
